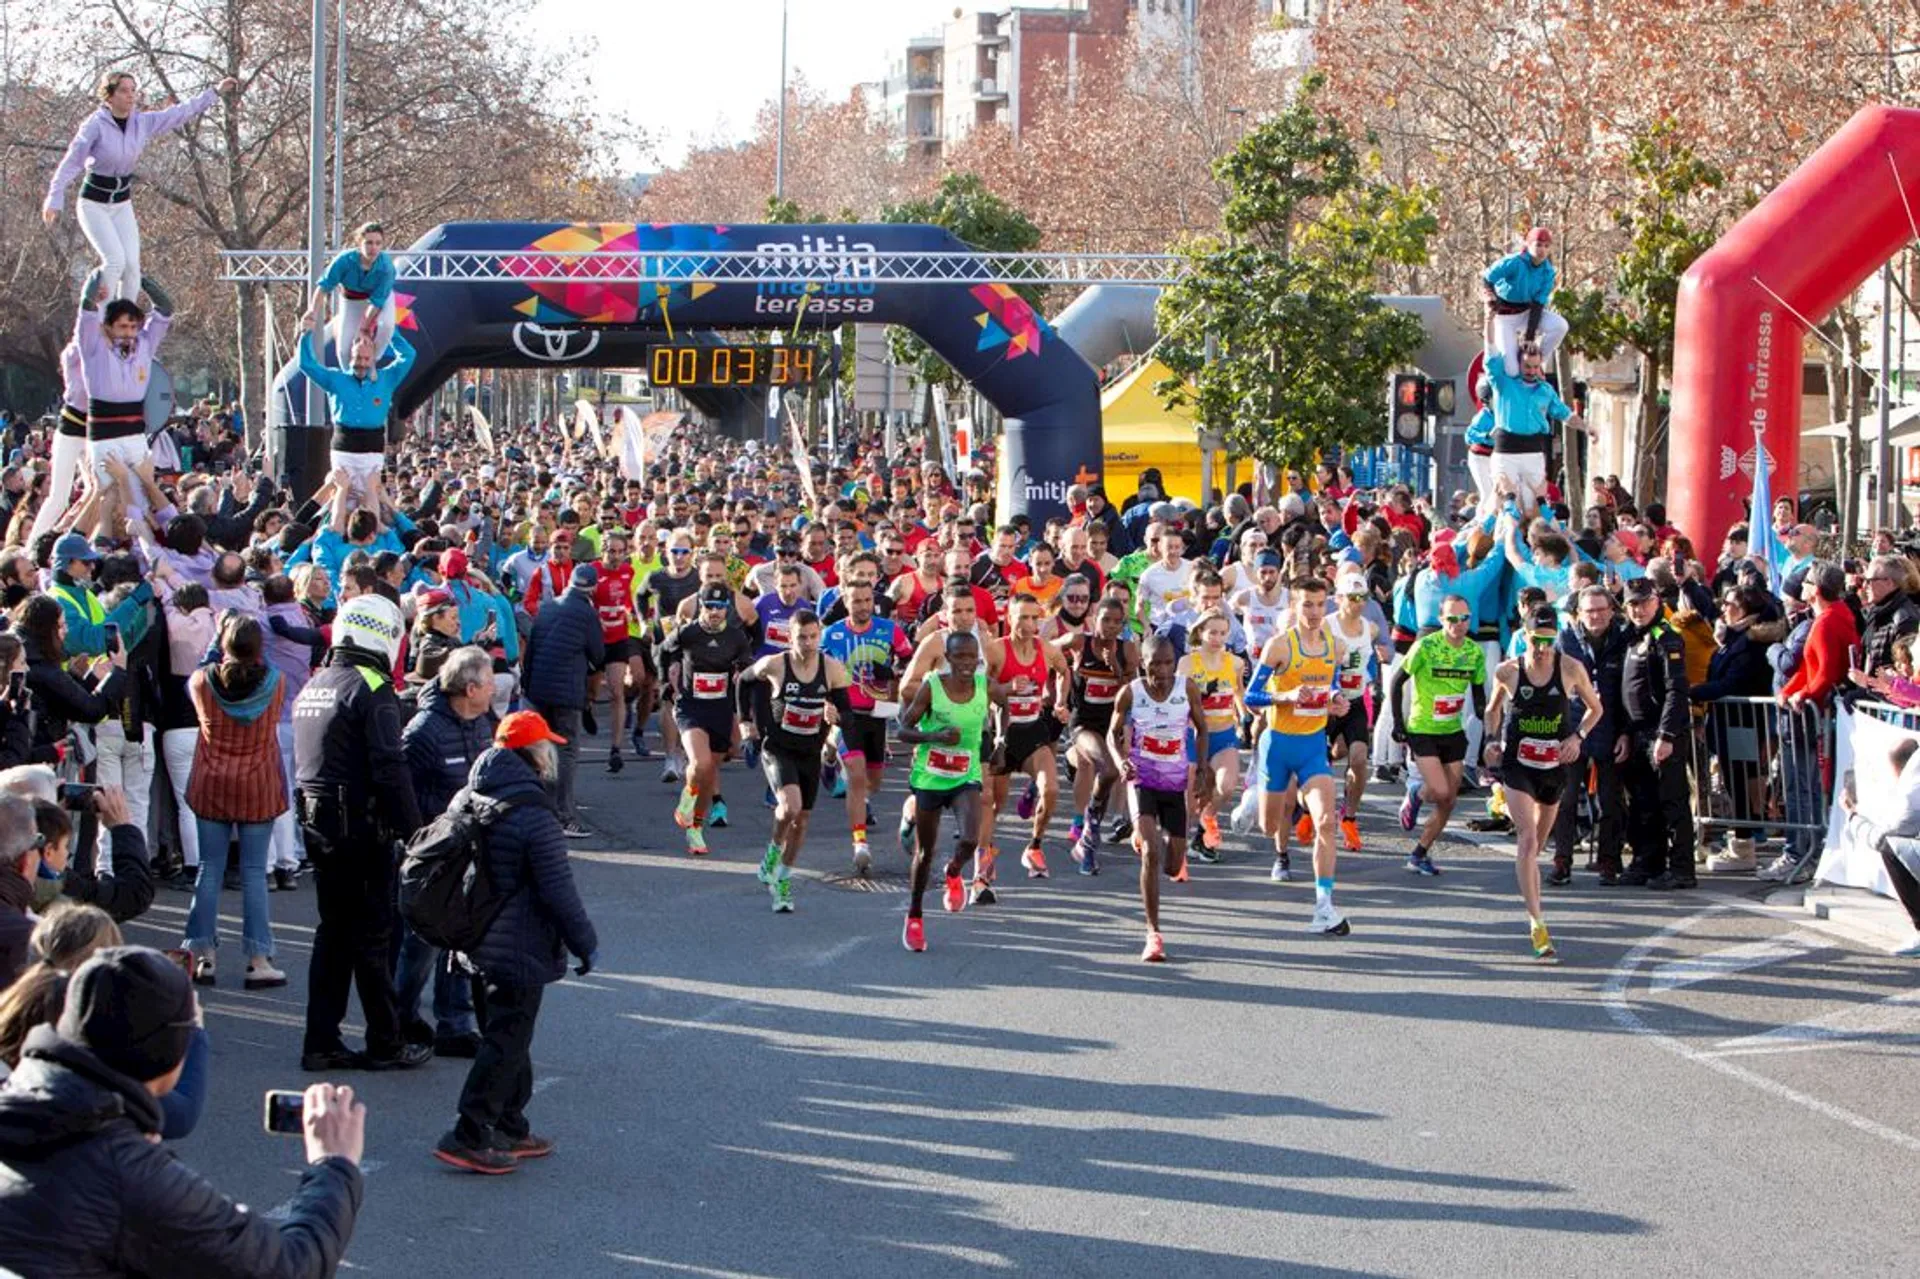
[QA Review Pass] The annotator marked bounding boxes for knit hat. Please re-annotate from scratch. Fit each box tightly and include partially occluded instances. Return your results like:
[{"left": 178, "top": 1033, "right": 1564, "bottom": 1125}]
[
  {"left": 56, "top": 947, "right": 196, "bottom": 1084},
  {"left": 569, "top": 563, "right": 599, "bottom": 591},
  {"left": 336, "top": 594, "right": 404, "bottom": 665}
]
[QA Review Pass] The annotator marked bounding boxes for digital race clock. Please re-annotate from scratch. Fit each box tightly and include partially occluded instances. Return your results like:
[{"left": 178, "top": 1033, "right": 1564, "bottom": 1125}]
[{"left": 648, "top": 344, "right": 821, "bottom": 389}]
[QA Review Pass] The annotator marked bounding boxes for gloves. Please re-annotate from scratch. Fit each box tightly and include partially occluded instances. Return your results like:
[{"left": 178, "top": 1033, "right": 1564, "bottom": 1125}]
[{"left": 574, "top": 949, "right": 597, "bottom": 977}]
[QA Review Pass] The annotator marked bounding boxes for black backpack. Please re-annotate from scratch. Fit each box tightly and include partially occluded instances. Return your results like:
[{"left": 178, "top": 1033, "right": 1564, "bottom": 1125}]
[{"left": 397, "top": 789, "right": 531, "bottom": 952}]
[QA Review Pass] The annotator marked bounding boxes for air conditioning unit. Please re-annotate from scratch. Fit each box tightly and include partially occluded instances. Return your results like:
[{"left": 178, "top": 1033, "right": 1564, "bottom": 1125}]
[{"left": 976, "top": 77, "right": 998, "bottom": 95}]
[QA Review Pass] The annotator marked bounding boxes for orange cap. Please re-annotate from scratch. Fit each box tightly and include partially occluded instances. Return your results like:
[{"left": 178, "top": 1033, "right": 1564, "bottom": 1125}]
[{"left": 495, "top": 710, "right": 567, "bottom": 750}]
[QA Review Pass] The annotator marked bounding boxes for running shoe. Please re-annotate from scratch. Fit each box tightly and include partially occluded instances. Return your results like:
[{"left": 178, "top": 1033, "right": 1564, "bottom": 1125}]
[
  {"left": 741, "top": 738, "right": 760, "bottom": 769},
  {"left": 969, "top": 879, "right": 998, "bottom": 906},
  {"left": 685, "top": 827, "right": 709, "bottom": 856},
  {"left": 661, "top": 759, "right": 682, "bottom": 785},
  {"left": 674, "top": 788, "right": 698, "bottom": 829},
  {"left": 1339, "top": 817, "right": 1363, "bottom": 852},
  {"left": 757, "top": 846, "right": 781, "bottom": 885},
  {"left": 607, "top": 749, "right": 624, "bottom": 775},
  {"left": 898, "top": 807, "right": 916, "bottom": 857},
  {"left": 561, "top": 819, "right": 591, "bottom": 840},
  {"left": 1398, "top": 789, "right": 1422, "bottom": 832},
  {"left": 1079, "top": 840, "right": 1101, "bottom": 876},
  {"left": 630, "top": 727, "right": 655, "bottom": 759},
  {"left": 826, "top": 762, "right": 847, "bottom": 799},
  {"left": 943, "top": 873, "right": 966, "bottom": 913},
  {"left": 1293, "top": 811, "right": 1313, "bottom": 845},
  {"left": 1106, "top": 815, "right": 1134, "bottom": 845},
  {"left": 1407, "top": 851, "right": 1441, "bottom": 877},
  {"left": 1270, "top": 854, "right": 1293, "bottom": 883},
  {"left": 902, "top": 915, "right": 927, "bottom": 952},
  {"left": 770, "top": 878, "right": 794, "bottom": 913},
  {"left": 852, "top": 842, "right": 873, "bottom": 876},
  {"left": 1202, "top": 813, "right": 1222, "bottom": 848},
  {"left": 1141, "top": 931, "right": 1167, "bottom": 963},
  {"left": 709, "top": 798, "right": 729, "bottom": 828},
  {"left": 1189, "top": 842, "right": 1222, "bottom": 865},
  {"left": 1016, "top": 781, "right": 1037, "bottom": 820},
  {"left": 1021, "top": 841, "right": 1049, "bottom": 879},
  {"left": 1308, "top": 903, "right": 1351, "bottom": 936},
  {"left": 1530, "top": 919, "right": 1558, "bottom": 962},
  {"left": 1068, "top": 816, "right": 1086, "bottom": 849}
]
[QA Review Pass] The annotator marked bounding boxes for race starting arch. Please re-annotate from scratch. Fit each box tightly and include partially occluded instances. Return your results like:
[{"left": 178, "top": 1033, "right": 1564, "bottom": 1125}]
[
  {"left": 1671, "top": 105, "right": 1920, "bottom": 549},
  {"left": 261, "top": 221, "right": 1111, "bottom": 520}
]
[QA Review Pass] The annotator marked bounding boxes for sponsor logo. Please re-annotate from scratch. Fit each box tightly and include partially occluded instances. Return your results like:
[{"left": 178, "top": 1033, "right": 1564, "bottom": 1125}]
[
  {"left": 752, "top": 235, "right": 880, "bottom": 314},
  {"left": 1718, "top": 443, "right": 1776, "bottom": 482},
  {"left": 511, "top": 323, "right": 602, "bottom": 362}
]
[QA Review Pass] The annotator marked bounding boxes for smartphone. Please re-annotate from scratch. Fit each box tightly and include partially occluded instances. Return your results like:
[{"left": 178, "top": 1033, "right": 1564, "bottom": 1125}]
[
  {"left": 56, "top": 782, "right": 99, "bottom": 812},
  {"left": 7, "top": 671, "right": 23, "bottom": 701},
  {"left": 102, "top": 623, "right": 120, "bottom": 653},
  {"left": 263, "top": 1090, "right": 305, "bottom": 1136}
]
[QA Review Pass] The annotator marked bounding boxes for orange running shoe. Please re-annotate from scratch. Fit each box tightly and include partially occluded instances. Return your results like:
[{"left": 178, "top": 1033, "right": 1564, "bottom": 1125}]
[
  {"left": 1340, "top": 817, "right": 1363, "bottom": 852},
  {"left": 1201, "top": 813, "right": 1222, "bottom": 846},
  {"left": 1141, "top": 931, "right": 1167, "bottom": 963},
  {"left": 1294, "top": 811, "right": 1314, "bottom": 844},
  {"left": 943, "top": 873, "right": 966, "bottom": 913}
]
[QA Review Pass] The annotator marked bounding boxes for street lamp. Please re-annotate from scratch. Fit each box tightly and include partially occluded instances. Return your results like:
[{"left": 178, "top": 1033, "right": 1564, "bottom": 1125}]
[{"left": 775, "top": 0, "right": 789, "bottom": 201}]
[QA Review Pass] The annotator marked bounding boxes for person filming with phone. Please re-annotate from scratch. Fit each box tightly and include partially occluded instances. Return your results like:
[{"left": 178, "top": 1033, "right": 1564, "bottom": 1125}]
[{"left": 0, "top": 946, "right": 368, "bottom": 1275}]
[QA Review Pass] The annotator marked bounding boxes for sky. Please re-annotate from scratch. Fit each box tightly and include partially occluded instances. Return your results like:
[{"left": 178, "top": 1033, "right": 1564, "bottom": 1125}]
[{"left": 532, "top": 0, "right": 990, "bottom": 173}]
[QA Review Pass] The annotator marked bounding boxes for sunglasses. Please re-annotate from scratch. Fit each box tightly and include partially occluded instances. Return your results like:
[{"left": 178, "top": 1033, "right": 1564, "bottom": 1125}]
[
  {"left": 1442, "top": 614, "right": 1470, "bottom": 624},
  {"left": 1064, "top": 593, "right": 1090, "bottom": 603},
  {"left": 668, "top": 548, "right": 692, "bottom": 557}
]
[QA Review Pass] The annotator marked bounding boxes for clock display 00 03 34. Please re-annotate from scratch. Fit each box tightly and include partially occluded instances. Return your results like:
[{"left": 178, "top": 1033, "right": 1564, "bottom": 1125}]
[{"left": 648, "top": 344, "right": 820, "bottom": 389}]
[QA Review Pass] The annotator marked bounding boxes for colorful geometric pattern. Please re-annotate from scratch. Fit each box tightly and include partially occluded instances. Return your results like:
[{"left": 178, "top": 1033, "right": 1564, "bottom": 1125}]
[
  {"left": 393, "top": 291, "right": 418, "bottom": 332},
  {"left": 971, "top": 283, "right": 1047, "bottom": 360},
  {"left": 501, "top": 224, "right": 726, "bottom": 325}
]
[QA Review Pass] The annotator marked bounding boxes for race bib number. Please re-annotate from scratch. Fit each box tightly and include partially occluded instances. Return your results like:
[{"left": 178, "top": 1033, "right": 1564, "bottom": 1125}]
[
  {"left": 1295, "top": 685, "right": 1331, "bottom": 714},
  {"left": 691, "top": 671, "right": 728, "bottom": 700},
  {"left": 1008, "top": 679, "right": 1041, "bottom": 724},
  {"left": 1431, "top": 693, "right": 1465, "bottom": 724},
  {"left": 780, "top": 704, "right": 824, "bottom": 734},
  {"left": 926, "top": 748, "right": 974, "bottom": 779},
  {"left": 1140, "top": 734, "right": 1184, "bottom": 760},
  {"left": 1338, "top": 668, "right": 1367, "bottom": 693},
  {"left": 764, "top": 618, "right": 791, "bottom": 646},
  {"left": 1083, "top": 676, "right": 1120, "bottom": 704},
  {"left": 1202, "top": 690, "right": 1235, "bottom": 714},
  {"left": 1517, "top": 737, "right": 1560, "bottom": 768}
]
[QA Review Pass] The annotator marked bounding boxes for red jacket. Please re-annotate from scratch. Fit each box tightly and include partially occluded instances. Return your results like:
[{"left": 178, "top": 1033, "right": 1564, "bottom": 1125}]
[
  {"left": 523, "top": 560, "right": 572, "bottom": 615},
  {"left": 1781, "top": 603, "right": 1860, "bottom": 705}
]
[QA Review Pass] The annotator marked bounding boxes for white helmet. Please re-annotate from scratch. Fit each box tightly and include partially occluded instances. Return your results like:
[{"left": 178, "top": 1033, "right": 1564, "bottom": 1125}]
[{"left": 335, "top": 595, "right": 403, "bottom": 666}]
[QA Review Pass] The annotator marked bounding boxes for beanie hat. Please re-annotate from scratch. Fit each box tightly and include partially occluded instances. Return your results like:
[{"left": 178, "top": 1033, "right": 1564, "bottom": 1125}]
[
  {"left": 56, "top": 947, "right": 195, "bottom": 1084},
  {"left": 336, "top": 594, "right": 404, "bottom": 666},
  {"left": 569, "top": 563, "right": 599, "bottom": 591}
]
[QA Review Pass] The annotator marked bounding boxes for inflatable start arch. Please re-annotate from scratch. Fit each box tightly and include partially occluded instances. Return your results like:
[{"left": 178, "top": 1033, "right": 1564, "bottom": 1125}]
[
  {"left": 1671, "top": 105, "right": 1920, "bottom": 550},
  {"left": 271, "top": 221, "right": 1103, "bottom": 520}
]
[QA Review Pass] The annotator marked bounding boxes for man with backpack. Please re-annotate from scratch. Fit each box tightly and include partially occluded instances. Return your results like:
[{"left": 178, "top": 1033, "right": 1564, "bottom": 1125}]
[{"left": 428, "top": 710, "right": 598, "bottom": 1175}]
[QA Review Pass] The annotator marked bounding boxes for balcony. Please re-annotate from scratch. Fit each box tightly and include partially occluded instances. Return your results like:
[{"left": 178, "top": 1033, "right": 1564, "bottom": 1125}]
[
  {"left": 974, "top": 77, "right": 1007, "bottom": 99},
  {"left": 907, "top": 73, "right": 942, "bottom": 94}
]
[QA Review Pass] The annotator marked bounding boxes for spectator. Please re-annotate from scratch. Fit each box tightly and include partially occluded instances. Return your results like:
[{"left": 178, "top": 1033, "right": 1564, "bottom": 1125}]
[
  {"left": 1856, "top": 552, "right": 1920, "bottom": 679},
  {"left": 519, "top": 563, "right": 604, "bottom": 837},
  {"left": 0, "top": 797, "right": 39, "bottom": 990},
  {"left": 0, "top": 946, "right": 367, "bottom": 1274},
  {"left": 1836, "top": 738, "right": 1920, "bottom": 957},
  {"left": 16, "top": 592, "right": 126, "bottom": 764},
  {"left": 181, "top": 612, "right": 289, "bottom": 990},
  {"left": 1767, "top": 562, "right": 1860, "bottom": 883},
  {"left": 1553, "top": 586, "right": 1630, "bottom": 884},
  {"left": 432, "top": 712, "right": 597, "bottom": 1175},
  {"left": 1692, "top": 584, "right": 1778, "bottom": 873}
]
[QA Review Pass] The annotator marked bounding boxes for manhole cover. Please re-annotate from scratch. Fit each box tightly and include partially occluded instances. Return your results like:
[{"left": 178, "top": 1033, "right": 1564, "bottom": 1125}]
[{"left": 818, "top": 871, "right": 911, "bottom": 893}]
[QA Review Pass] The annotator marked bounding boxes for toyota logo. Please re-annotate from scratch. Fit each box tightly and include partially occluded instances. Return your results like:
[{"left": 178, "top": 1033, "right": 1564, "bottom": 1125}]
[{"left": 511, "top": 323, "right": 601, "bottom": 363}]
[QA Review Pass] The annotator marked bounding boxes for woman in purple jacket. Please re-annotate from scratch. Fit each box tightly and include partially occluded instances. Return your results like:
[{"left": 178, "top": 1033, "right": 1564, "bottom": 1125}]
[{"left": 42, "top": 70, "right": 239, "bottom": 300}]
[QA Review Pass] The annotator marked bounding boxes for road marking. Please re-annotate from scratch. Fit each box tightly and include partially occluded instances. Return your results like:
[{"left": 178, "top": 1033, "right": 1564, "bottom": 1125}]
[
  {"left": 1604, "top": 906, "right": 1920, "bottom": 1154},
  {"left": 1702, "top": 988, "right": 1920, "bottom": 1058},
  {"left": 1646, "top": 932, "right": 1825, "bottom": 992},
  {"left": 605, "top": 1256, "right": 784, "bottom": 1277}
]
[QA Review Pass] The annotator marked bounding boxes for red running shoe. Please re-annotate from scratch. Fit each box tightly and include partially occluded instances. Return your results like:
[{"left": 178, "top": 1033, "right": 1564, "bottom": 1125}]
[
  {"left": 902, "top": 915, "right": 927, "bottom": 952},
  {"left": 943, "top": 873, "right": 966, "bottom": 913},
  {"left": 1141, "top": 931, "right": 1167, "bottom": 963}
]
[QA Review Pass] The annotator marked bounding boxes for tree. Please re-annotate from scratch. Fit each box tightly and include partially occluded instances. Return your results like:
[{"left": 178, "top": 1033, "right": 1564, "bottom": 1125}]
[
  {"left": 1154, "top": 75, "right": 1433, "bottom": 472},
  {"left": 1557, "top": 123, "right": 1728, "bottom": 504},
  {"left": 879, "top": 171, "right": 1043, "bottom": 429}
]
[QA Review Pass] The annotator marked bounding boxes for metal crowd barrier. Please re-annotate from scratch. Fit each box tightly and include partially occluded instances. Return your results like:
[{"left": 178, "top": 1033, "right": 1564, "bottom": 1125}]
[{"left": 1689, "top": 695, "right": 1834, "bottom": 855}]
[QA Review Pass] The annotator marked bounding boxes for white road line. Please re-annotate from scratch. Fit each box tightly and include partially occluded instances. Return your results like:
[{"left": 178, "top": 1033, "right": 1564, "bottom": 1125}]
[
  {"left": 1646, "top": 931, "right": 1825, "bottom": 992},
  {"left": 1702, "top": 988, "right": 1920, "bottom": 1058},
  {"left": 1603, "top": 905, "right": 1920, "bottom": 1154}
]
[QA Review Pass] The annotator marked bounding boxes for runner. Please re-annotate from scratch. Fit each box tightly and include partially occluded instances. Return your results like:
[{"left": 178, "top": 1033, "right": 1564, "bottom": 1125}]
[
  {"left": 1231, "top": 550, "right": 1289, "bottom": 657},
  {"left": 1176, "top": 608, "right": 1242, "bottom": 862},
  {"left": 1325, "top": 570, "right": 1389, "bottom": 852},
  {"left": 639, "top": 531, "right": 702, "bottom": 783},
  {"left": 1481, "top": 603, "right": 1604, "bottom": 960},
  {"left": 821, "top": 580, "right": 913, "bottom": 874},
  {"left": 659, "top": 585, "right": 755, "bottom": 855},
  {"left": 1135, "top": 525, "right": 1196, "bottom": 630},
  {"left": 896, "top": 582, "right": 998, "bottom": 855},
  {"left": 1057, "top": 597, "right": 1138, "bottom": 872},
  {"left": 592, "top": 528, "right": 641, "bottom": 775},
  {"left": 1389, "top": 595, "right": 1489, "bottom": 876},
  {"left": 741, "top": 611, "right": 853, "bottom": 912},
  {"left": 1245, "top": 577, "right": 1353, "bottom": 934},
  {"left": 976, "top": 594, "right": 1073, "bottom": 896},
  {"left": 750, "top": 563, "right": 810, "bottom": 657},
  {"left": 1041, "top": 573, "right": 1094, "bottom": 642},
  {"left": 895, "top": 631, "right": 1008, "bottom": 952},
  {"left": 1107, "top": 634, "right": 1214, "bottom": 962}
]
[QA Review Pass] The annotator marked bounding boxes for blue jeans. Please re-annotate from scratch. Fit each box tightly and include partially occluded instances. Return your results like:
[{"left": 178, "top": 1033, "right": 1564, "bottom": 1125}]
[
  {"left": 184, "top": 818, "right": 276, "bottom": 959},
  {"left": 394, "top": 926, "right": 477, "bottom": 1038},
  {"left": 1779, "top": 708, "right": 1823, "bottom": 863}
]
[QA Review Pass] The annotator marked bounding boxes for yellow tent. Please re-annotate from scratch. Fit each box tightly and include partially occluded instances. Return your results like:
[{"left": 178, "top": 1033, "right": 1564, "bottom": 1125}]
[{"left": 1100, "top": 357, "right": 1221, "bottom": 505}]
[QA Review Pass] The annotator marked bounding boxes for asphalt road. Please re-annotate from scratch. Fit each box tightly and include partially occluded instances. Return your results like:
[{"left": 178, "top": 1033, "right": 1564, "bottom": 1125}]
[{"left": 122, "top": 739, "right": 1919, "bottom": 1278}]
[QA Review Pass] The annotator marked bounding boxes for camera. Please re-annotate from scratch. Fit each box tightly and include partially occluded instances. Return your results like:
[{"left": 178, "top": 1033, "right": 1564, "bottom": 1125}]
[
  {"left": 57, "top": 782, "right": 98, "bottom": 813},
  {"left": 262, "top": 1090, "right": 305, "bottom": 1136}
]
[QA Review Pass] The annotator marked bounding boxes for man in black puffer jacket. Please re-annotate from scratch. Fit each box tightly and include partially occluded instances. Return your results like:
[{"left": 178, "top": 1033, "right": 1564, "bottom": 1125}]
[
  {"left": 432, "top": 713, "right": 597, "bottom": 1176},
  {"left": 519, "top": 563, "right": 604, "bottom": 835},
  {"left": 0, "top": 947, "right": 366, "bottom": 1277}
]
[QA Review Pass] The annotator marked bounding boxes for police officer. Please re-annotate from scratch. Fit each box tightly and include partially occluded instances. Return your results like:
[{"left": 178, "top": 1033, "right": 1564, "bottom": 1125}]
[
  {"left": 294, "top": 594, "right": 430, "bottom": 1071},
  {"left": 1619, "top": 577, "right": 1695, "bottom": 890}
]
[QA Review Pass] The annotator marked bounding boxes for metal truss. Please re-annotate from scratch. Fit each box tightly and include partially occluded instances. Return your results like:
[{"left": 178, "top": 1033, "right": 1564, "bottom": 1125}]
[{"left": 217, "top": 248, "right": 1188, "bottom": 287}]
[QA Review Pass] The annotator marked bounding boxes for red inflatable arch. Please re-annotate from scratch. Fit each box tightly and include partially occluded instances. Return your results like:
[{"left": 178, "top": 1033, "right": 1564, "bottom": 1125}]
[{"left": 1670, "top": 105, "right": 1920, "bottom": 552}]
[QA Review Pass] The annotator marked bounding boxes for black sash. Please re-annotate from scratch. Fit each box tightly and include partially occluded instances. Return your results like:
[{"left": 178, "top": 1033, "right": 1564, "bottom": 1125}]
[
  {"left": 80, "top": 173, "right": 133, "bottom": 204},
  {"left": 86, "top": 399, "right": 145, "bottom": 441},
  {"left": 330, "top": 428, "right": 386, "bottom": 454}
]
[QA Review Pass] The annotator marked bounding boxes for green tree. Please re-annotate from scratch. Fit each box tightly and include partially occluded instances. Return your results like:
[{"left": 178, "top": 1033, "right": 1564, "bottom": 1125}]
[
  {"left": 1155, "top": 76, "right": 1433, "bottom": 472},
  {"left": 1558, "top": 121, "right": 1729, "bottom": 502},
  {"left": 880, "top": 172, "right": 1043, "bottom": 422}
]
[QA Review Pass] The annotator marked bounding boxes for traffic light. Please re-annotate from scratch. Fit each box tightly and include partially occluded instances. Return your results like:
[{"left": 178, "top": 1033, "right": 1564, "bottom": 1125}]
[
  {"left": 1424, "top": 378, "right": 1457, "bottom": 418},
  {"left": 1391, "top": 373, "right": 1427, "bottom": 444}
]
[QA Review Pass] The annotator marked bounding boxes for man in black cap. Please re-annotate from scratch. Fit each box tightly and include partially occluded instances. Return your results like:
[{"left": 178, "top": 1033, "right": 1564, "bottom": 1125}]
[
  {"left": 0, "top": 946, "right": 367, "bottom": 1274},
  {"left": 520, "top": 561, "right": 606, "bottom": 836},
  {"left": 1619, "top": 576, "right": 1694, "bottom": 889}
]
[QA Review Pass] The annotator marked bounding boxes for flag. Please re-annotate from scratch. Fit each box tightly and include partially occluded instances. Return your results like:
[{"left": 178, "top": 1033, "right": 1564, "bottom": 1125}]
[{"left": 1748, "top": 430, "right": 1782, "bottom": 591}]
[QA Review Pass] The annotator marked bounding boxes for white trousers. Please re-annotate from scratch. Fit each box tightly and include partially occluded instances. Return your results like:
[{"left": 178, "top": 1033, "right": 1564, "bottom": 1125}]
[
  {"left": 30, "top": 431, "right": 87, "bottom": 542},
  {"left": 87, "top": 434, "right": 152, "bottom": 521},
  {"left": 1466, "top": 450, "right": 1495, "bottom": 512},
  {"left": 268, "top": 719, "right": 303, "bottom": 870},
  {"left": 328, "top": 447, "right": 386, "bottom": 503},
  {"left": 75, "top": 198, "right": 141, "bottom": 301},
  {"left": 331, "top": 294, "right": 398, "bottom": 361},
  {"left": 161, "top": 727, "right": 201, "bottom": 868},
  {"left": 1373, "top": 654, "right": 1406, "bottom": 768},
  {"left": 1492, "top": 450, "right": 1548, "bottom": 512},
  {"left": 93, "top": 720, "right": 153, "bottom": 874},
  {"left": 1490, "top": 307, "right": 1569, "bottom": 378}
]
